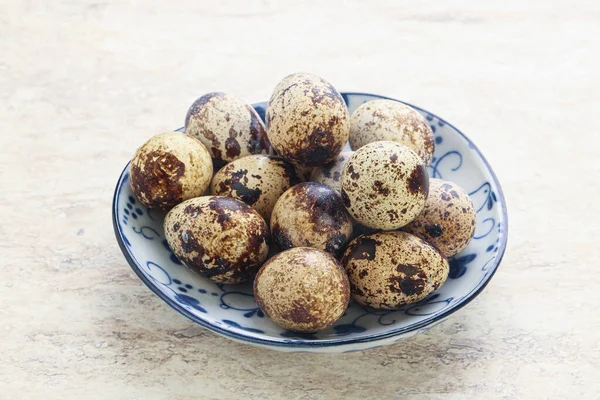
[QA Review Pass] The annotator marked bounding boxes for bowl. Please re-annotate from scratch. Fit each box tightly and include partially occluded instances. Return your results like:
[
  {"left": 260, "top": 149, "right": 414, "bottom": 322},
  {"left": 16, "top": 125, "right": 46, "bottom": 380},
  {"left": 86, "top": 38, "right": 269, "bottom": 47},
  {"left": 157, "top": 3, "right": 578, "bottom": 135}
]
[{"left": 112, "top": 92, "right": 508, "bottom": 353}]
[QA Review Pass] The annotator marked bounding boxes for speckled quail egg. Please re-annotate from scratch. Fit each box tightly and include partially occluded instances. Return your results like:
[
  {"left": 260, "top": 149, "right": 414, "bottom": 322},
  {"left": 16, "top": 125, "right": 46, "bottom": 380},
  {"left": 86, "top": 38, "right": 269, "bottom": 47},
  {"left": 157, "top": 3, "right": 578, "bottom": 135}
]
[
  {"left": 164, "top": 196, "right": 270, "bottom": 284},
  {"left": 270, "top": 182, "right": 353, "bottom": 255},
  {"left": 341, "top": 231, "right": 449, "bottom": 309},
  {"left": 340, "top": 141, "right": 429, "bottom": 230},
  {"left": 130, "top": 132, "right": 213, "bottom": 210},
  {"left": 310, "top": 151, "right": 353, "bottom": 193},
  {"left": 265, "top": 73, "right": 349, "bottom": 167},
  {"left": 309, "top": 150, "right": 377, "bottom": 238},
  {"left": 404, "top": 179, "right": 476, "bottom": 258},
  {"left": 349, "top": 100, "right": 435, "bottom": 165},
  {"left": 185, "top": 92, "right": 273, "bottom": 164},
  {"left": 254, "top": 247, "right": 350, "bottom": 332},
  {"left": 210, "top": 155, "right": 301, "bottom": 223}
]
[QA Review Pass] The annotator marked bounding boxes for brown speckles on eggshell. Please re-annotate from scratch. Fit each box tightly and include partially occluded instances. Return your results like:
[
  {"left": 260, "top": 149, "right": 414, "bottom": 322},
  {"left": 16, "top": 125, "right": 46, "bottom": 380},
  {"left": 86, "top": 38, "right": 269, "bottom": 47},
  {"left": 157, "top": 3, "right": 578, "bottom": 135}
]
[
  {"left": 311, "top": 153, "right": 356, "bottom": 193},
  {"left": 407, "top": 164, "right": 429, "bottom": 195},
  {"left": 270, "top": 182, "right": 353, "bottom": 255},
  {"left": 265, "top": 73, "right": 349, "bottom": 167},
  {"left": 164, "top": 196, "right": 270, "bottom": 284},
  {"left": 246, "top": 105, "right": 272, "bottom": 154},
  {"left": 403, "top": 179, "right": 476, "bottom": 258},
  {"left": 184, "top": 203, "right": 203, "bottom": 218},
  {"left": 341, "top": 235, "right": 379, "bottom": 262},
  {"left": 340, "top": 189, "right": 351, "bottom": 208},
  {"left": 184, "top": 92, "right": 224, "bottom": 127},
  {"left": 210, "top": 155, "right": 300, "bottom": 223},
  {"left": 424, "top": 223, "right": 444, "bottom": 238},
  {"left": 129, "top": 132, "right": 213, "bottom": 210},
  {"left": 130, "top": 151, "right": 184, "bottom": 209},
  {"left": 341, "top": 231, "right": 449, "bottom": 309},
  {"left": 340, "top": 141, "right": 428, "bottom": 230},
  {"left": 347, "top": 165, "right": 360, "bottom": 180},
  {"left": 349, "top": 100, "right": 435, "bottom": 165},
  {"left": 253, "top": 247, "right": 350, "bottom": 332},
  {"left": 216, "top": 168, "right": 262, "bottom": 205},
  {"left": 373, "top": 180, "right": 390, "bottom": 196},
  {"left": 224, "top": 137, "right": 241, "bottom": 159},
  {"left": 185, "top": 93, "right": 273, "bottom": 163},
  {"left": 271, "top": 223, "right": 293, "bottom": 250},
  {"left": 389, "top": 264, "right": 427, "bottom": 296}
]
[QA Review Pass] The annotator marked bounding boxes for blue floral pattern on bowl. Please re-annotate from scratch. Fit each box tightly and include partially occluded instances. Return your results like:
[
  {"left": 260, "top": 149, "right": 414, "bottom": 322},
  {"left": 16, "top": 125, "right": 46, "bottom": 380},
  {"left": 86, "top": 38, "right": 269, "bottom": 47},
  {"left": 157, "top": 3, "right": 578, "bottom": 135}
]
[{"left": 112, "top": 92, "right": 508, "bottom": 353}]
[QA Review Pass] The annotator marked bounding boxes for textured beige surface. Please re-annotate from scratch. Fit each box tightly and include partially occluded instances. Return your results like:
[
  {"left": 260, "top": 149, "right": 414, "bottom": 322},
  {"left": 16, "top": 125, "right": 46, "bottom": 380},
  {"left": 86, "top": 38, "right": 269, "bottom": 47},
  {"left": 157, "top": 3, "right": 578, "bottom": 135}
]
[{"left": 1, "top": 0, "right": 599, "bottom": 399}]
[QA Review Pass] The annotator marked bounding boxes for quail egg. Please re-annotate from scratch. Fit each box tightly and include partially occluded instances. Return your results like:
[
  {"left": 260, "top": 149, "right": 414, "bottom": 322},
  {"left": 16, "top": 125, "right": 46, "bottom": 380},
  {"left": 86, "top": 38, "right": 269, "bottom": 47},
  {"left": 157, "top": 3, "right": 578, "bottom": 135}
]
[
  {"left": 349, "top": 100, "right": 435, "bottom": 165},
  {"left": 164, "top": 196, "right": 270, "bottom": 284},
  {"left": 404, "top": 179, "right": 476, "bottom": 258},
  {"left": 265, "top": 73, "right": 349, "bottom": 166},
  {"left": 271, "top": 182, "right": 353, "bottom": 255},
  {"left": 185, "top": 92, "right": 273, "bottom": 164},
  {"left": 310, "top": 151, "right": 353, "bottom": 193},
  {"left": 340, "top": 141, "right": 428, "bottom": 230},
  {"left": 130, "top": 132, "right": 212, "bottom": 210},
  {"left": 341, "top": 231, "right": 449, "bottom": 309},
  {"left": 254, "top": 247, "right": 350, "bottom": 332},
  {"left": 210, "top": 155, "right": 301, "bottom": 223}
]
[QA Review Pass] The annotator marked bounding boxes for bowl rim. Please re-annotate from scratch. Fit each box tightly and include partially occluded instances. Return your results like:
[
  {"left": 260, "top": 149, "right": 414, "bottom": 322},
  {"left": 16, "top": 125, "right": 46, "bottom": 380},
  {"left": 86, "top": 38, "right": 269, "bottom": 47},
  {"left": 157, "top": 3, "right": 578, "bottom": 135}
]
[{"left": 112, "top": 92, "right": 509, "bottom": 348}]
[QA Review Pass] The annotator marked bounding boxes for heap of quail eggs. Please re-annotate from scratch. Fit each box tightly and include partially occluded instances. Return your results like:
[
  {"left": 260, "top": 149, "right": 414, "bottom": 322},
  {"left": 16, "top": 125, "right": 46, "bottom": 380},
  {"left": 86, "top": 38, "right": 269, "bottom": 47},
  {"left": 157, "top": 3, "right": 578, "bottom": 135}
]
[{"left": 129, "top": 73, "right": 477, "bottom": 333}]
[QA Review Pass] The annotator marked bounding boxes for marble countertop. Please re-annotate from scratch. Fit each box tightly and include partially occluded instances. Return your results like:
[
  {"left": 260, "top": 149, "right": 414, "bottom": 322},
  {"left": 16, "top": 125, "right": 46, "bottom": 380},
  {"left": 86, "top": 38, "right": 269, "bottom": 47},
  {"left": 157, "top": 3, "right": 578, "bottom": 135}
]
[{"left": 2, "top": 0, "right": 598, "bottom": 398}]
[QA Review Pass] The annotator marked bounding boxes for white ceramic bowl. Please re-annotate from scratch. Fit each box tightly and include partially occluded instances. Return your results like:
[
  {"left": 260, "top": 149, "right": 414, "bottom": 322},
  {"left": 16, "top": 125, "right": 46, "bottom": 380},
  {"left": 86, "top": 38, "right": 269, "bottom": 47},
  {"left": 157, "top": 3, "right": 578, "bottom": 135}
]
[{"left": 112, "top": 92, "right": 508, "bottom": 353}]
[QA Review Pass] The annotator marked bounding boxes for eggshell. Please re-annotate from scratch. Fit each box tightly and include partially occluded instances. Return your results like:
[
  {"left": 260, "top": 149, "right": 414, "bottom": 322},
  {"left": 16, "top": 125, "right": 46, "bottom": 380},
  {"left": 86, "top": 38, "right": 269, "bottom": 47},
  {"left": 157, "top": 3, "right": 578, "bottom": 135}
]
[
  {"left": 341, "top": 231, "right": 449, "bottom": 309},
  {"left": 254, "top": 247, "right": 350, "bottom": 332},
  {"left": 185, "top": 92, "right": 273, "bottom": 164},
  {"left": 271, "top": 182, "right": 353, "bottom": 255},
  {"left": 404, "top": 179, "right": 476, "bottom": 257},
  {"left": 292, "top": 163, "right": 314, "bottom": 182},
  {"left": 340, "top": 141, "right": 428, "bottom": 230},
  {"left": 349, "top": 100, "right": 435, "bottom": 165},
  {"left": 130, "top": 132, "right": 212, "bottom": 210},
  {"left": 265, "top": 73, "right": 349, "bottom": 166},
  {"left": 310, "top": 151, "right": 353, "bottom": 193},
  {"left": 210, "top": 155, "right": 301, "bottom": 223},
  {"left": 164, "top": 196, "right": 269, "bottom": 284}
]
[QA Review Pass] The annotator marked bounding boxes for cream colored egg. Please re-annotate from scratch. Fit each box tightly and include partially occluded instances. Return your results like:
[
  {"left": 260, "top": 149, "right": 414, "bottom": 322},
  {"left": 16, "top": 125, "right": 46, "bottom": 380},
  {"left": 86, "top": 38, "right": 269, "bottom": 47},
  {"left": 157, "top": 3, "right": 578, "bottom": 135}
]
[
  {"left": 341, "top": 231, "right": 449, "bottom": 309},
  {"left": 130, "top": 132, "right": 213, "bottom": 210},
  {"left": 349, "top": 100, "right": 435, "bottom": 165},
  {"left": 185, "top": 92, "right": 273, "bottom": 164},
  {"left": 340, "top": 141, "right": 428, "bottom": 230},
  {"left": 210, "top": 155, "right": 301, "bottom": 223},
  {"left": 271, "top": 182, "right": 353, "bottom": 255},
  {"left": 265, "top": 73, "right": 349, "bottom": 166},
  {"left": 404, "top": 179, "right": 476, "bottom": 258},
  {"left": 310, "top": 151, "right": 354, "bottom": 193},
  {"left": 164, "top": 196, "right": 270, "bottom": 284},
  {"left": 254, "top": 247, "right": 350, "bottom": 332}
]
